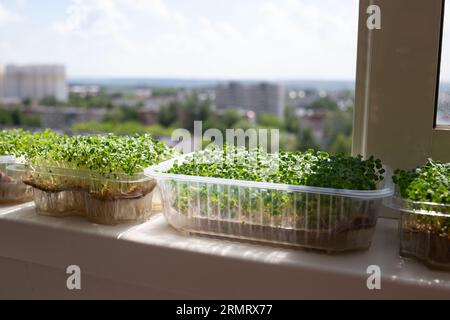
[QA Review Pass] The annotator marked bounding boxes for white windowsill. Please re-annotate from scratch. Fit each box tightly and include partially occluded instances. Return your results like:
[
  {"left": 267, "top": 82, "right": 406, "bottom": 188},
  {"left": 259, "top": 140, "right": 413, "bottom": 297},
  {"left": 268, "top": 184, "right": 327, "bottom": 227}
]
[{"left": 0, "top": 202, "right": 450, "bottom": 299}]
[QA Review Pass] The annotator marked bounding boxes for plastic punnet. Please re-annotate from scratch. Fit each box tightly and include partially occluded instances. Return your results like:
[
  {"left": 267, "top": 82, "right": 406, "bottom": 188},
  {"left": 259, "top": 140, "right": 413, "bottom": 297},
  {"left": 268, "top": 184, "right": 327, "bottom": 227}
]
[
  {"left": 7, "top": 164, "right": 157, "bottom": 225},
  {"left": 147, "top": 154, "right": 394, "bottom": 252},
  {"left": 0, "top": 156, "right": 33, "bottom": 204},
  {"left": 386, "top": 192, "right": 450, "bottom": 270}
]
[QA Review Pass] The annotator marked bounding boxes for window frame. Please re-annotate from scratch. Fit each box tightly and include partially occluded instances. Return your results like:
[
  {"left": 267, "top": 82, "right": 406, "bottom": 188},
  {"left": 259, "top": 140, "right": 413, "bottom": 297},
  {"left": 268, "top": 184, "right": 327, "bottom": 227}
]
[
  {"left": 352, "top": 0, "right": 450, "bottom": 218},
  {"left": 353, "top": 0, "right": 450, "bottom": 169},
  {"left": 434, "top": 0, "right": 447, "bottom": 130}
]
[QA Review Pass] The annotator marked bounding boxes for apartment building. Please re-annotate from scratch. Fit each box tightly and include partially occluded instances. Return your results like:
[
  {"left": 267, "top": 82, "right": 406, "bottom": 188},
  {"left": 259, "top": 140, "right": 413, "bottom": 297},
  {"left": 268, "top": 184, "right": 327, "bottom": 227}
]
[
  {"left": 215, "top": 82, "right": 285, "bottom": 117},
  {"left": 0, "top": 64, "right": 68, "bottom": 103}
]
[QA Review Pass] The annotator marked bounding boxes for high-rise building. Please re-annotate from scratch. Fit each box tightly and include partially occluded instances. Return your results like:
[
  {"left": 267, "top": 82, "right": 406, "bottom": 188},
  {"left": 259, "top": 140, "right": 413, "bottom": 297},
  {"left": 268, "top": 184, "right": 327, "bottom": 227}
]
[
  {"left": 215, "top": 82, "right": 285, "bottom": 117},
  {"left": 0, "top": 64, "right": 68, "bottom": 103}
]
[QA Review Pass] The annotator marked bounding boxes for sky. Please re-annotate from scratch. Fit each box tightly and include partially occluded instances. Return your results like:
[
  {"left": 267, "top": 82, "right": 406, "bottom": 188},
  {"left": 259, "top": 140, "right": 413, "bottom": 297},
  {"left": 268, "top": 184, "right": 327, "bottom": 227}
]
[
  {"left": 0, "top": 0, "right": 360, "bottom": 79},
  {"left": 440, "top": 3, "right": 450, "bottom": 84}
]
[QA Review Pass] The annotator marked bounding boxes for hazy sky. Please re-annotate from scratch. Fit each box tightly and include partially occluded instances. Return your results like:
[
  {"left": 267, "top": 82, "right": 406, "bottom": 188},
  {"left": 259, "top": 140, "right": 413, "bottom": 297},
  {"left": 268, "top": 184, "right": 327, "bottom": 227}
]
[
  {"left": 0, "top": 0, "right": 360, "bottom": 79},
  {"left": 440, "top": 3, "right": 450, "bottom": 84}
]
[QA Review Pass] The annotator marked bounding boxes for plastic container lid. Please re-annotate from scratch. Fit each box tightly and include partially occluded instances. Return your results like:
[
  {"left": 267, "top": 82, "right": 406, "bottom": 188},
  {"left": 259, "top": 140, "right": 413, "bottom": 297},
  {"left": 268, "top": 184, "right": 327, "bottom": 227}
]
[
  {"left": 0, "top": 155, "right": 16, "bottom": 164},
  {"left": 384, "top": 191, "right": 450, "bottom": 217},
  {"left": 145, "top": 154, "right": 395, "bottom": 200},
  {"left": 6, "top": 163, "right": 153, "bottom": 183}
]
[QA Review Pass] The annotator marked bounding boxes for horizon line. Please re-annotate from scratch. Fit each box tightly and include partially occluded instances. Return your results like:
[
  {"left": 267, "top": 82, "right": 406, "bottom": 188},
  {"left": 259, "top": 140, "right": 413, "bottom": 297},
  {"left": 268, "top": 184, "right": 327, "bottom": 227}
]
[{"left": 67, "top": 77, "right": 356, "bottom": 82}]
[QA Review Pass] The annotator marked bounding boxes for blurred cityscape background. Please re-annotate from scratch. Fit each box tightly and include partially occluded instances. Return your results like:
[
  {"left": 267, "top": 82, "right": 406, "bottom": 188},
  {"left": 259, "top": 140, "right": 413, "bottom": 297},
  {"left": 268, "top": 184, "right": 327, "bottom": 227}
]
[
  {"left": 0, "top": 0, "right": 448, "bottom": 155},
  {"left": 0, "top": 64, "right": 355, "bottom": 153}
]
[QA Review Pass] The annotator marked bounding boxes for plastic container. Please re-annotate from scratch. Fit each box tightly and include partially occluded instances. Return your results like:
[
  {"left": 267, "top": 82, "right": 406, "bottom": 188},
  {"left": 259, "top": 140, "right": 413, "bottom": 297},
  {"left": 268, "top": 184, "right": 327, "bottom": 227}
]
[
  {"left": 33, "top": 189, "right": 86, "bottom": 217},
  {"left": 386, "top": 193, "right": 450, "bottom": 270},
  {"left": 7, "top": 164, "right": 157, "bottom": 225},
  {"left": 0, "top": 156, "right": 33, "bottom": 204},
  {"left": 146, "top": 155, "right": 394, "bottom": 252}
]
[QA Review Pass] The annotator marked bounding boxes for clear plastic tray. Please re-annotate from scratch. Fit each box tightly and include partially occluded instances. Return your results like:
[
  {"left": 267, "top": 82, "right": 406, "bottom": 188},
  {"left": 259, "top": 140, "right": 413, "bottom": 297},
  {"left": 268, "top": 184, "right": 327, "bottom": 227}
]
[
  {"left": 146, "top": 155, "right": 394, "bottom": 252},
  {"left": 7, "top": 164, "right": 157, "bottom": 225},
  {"left": 0, "top": 156, "right": 33, "bottom": 204},
  {"left": 385, "top": 193, "right": 450, "bottom": 270}
]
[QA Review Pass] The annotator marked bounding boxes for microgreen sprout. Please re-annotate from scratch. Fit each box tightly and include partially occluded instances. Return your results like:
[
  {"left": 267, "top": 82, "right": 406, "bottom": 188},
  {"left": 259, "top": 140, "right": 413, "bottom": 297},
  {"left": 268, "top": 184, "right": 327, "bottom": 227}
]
[
  {"left": 394, "top": 159, "right": 450, "bottom": 238},
  {"left": 393, "top": 159, "right": 450, "bottom": 205},
  {"left": 169, "top": 145, "right": 385, "bottom": 190},
  {"left": 29, "top": 133, "right": 176, "bottom": 176}
]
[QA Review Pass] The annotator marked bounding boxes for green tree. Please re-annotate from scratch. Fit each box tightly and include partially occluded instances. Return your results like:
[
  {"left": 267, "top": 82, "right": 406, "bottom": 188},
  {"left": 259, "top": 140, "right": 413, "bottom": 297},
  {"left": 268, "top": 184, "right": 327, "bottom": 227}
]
[
  {"left": 0, "top": 109, "right": 12, "bottom": 124},
  {"left": 104, "top": 105, "right": 139, "bottom": 123},
  {"left": 232, "top": 118, "right": 254, "bottom": 130},
  {"left": 278, "top": 131, "right": 297, "bottom": 151},
  {"left": 120, "top": 105, "right": 139, "bottom": 122},
  {"left": 324, "top": 107, "right": 353, "bottom": 149},
  {"left": 110, "top": 91, "right": 123, "bottom": 99},
  {"left": 221, "top": 109, "right": 242, "bottom": 128},
  {"left": 68, "top": 91, "right": 113, "bottom": 109},
  {"left": 180, "top": 94, "right": 211, "bottom": 131},
  {"left": 152, "top": 88, "right": 178, "bottom": 97},
  {"left": 3, "top": 109, "right": 42, "bottom": 127},
  {"left": 203, "top": 116, "right": 226, "bottom": 135},
  {"left": 284, "top": 106, "right": 299, "bottom": 133},
  {"left": 257, "top": 113, "right": 284, "bottom": 128},
  {"left": 11, "top": 109, "right": 22, "bottom": 125},
  {"left": 308, "top": 97, "right": 339, "bottom": 112},
  {"left": 40, "top": 96, "right": 60, "bottom": 106},
  {"left": 297, "top": 127, "right": 319, "bottom": 151},
  {"left": 72, "top": 121, "right": 174, "bottom": 137},
  {"left": 22, "top": 114, "right": 41, "bottom": 127},
  {"left": 158, "top": 101, "right": 179, "bottom": 127},
  {"left": 330, "top": 133, "right": 352, "bottom": 155}
]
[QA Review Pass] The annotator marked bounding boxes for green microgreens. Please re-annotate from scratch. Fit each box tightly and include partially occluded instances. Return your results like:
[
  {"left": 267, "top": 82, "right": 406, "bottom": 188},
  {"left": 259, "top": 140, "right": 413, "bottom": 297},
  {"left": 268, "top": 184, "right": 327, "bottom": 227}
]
[
  {"left": 0, "top": 129, "right": 33, "bottom": 158},
  {"left": 393, "top": 160, "right": 450, "bottom": 237},
  {"left": 393, "top": 159, "right": 450, "bottom": 205},
  {"left": 0, "top": 129, "right": 175, "bottom": 176},
  {"left": 168, "top": 145, "right": 385, "bottom": 190},
  {"left": 31, "top": 133, "right": 176, "bottom": 175}
]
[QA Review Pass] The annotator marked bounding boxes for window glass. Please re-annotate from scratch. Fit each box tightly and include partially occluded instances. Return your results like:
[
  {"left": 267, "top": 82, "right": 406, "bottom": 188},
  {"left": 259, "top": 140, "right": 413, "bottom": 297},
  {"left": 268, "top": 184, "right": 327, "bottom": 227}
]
[
  {"left": 0, "top": 0, "right": 359, "bottom": 154},
  {"left": 437, "top": 1, "right": 450, "bottom": 126}
]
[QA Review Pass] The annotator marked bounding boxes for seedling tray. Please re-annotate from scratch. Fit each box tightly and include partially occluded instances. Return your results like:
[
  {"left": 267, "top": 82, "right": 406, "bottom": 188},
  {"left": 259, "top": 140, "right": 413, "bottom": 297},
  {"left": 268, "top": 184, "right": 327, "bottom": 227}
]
[
  {"left": 7, "top": 164, "right": 157, "bottom": 225},
  {"left": 147, "top": 155, "right": 394, "bottom": 252},
  {"left": 387, "top": 194, "right": 450, "bottom": 270},
  {"left": 0, "top": 156, "right": 33, "bottom": 204}
]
